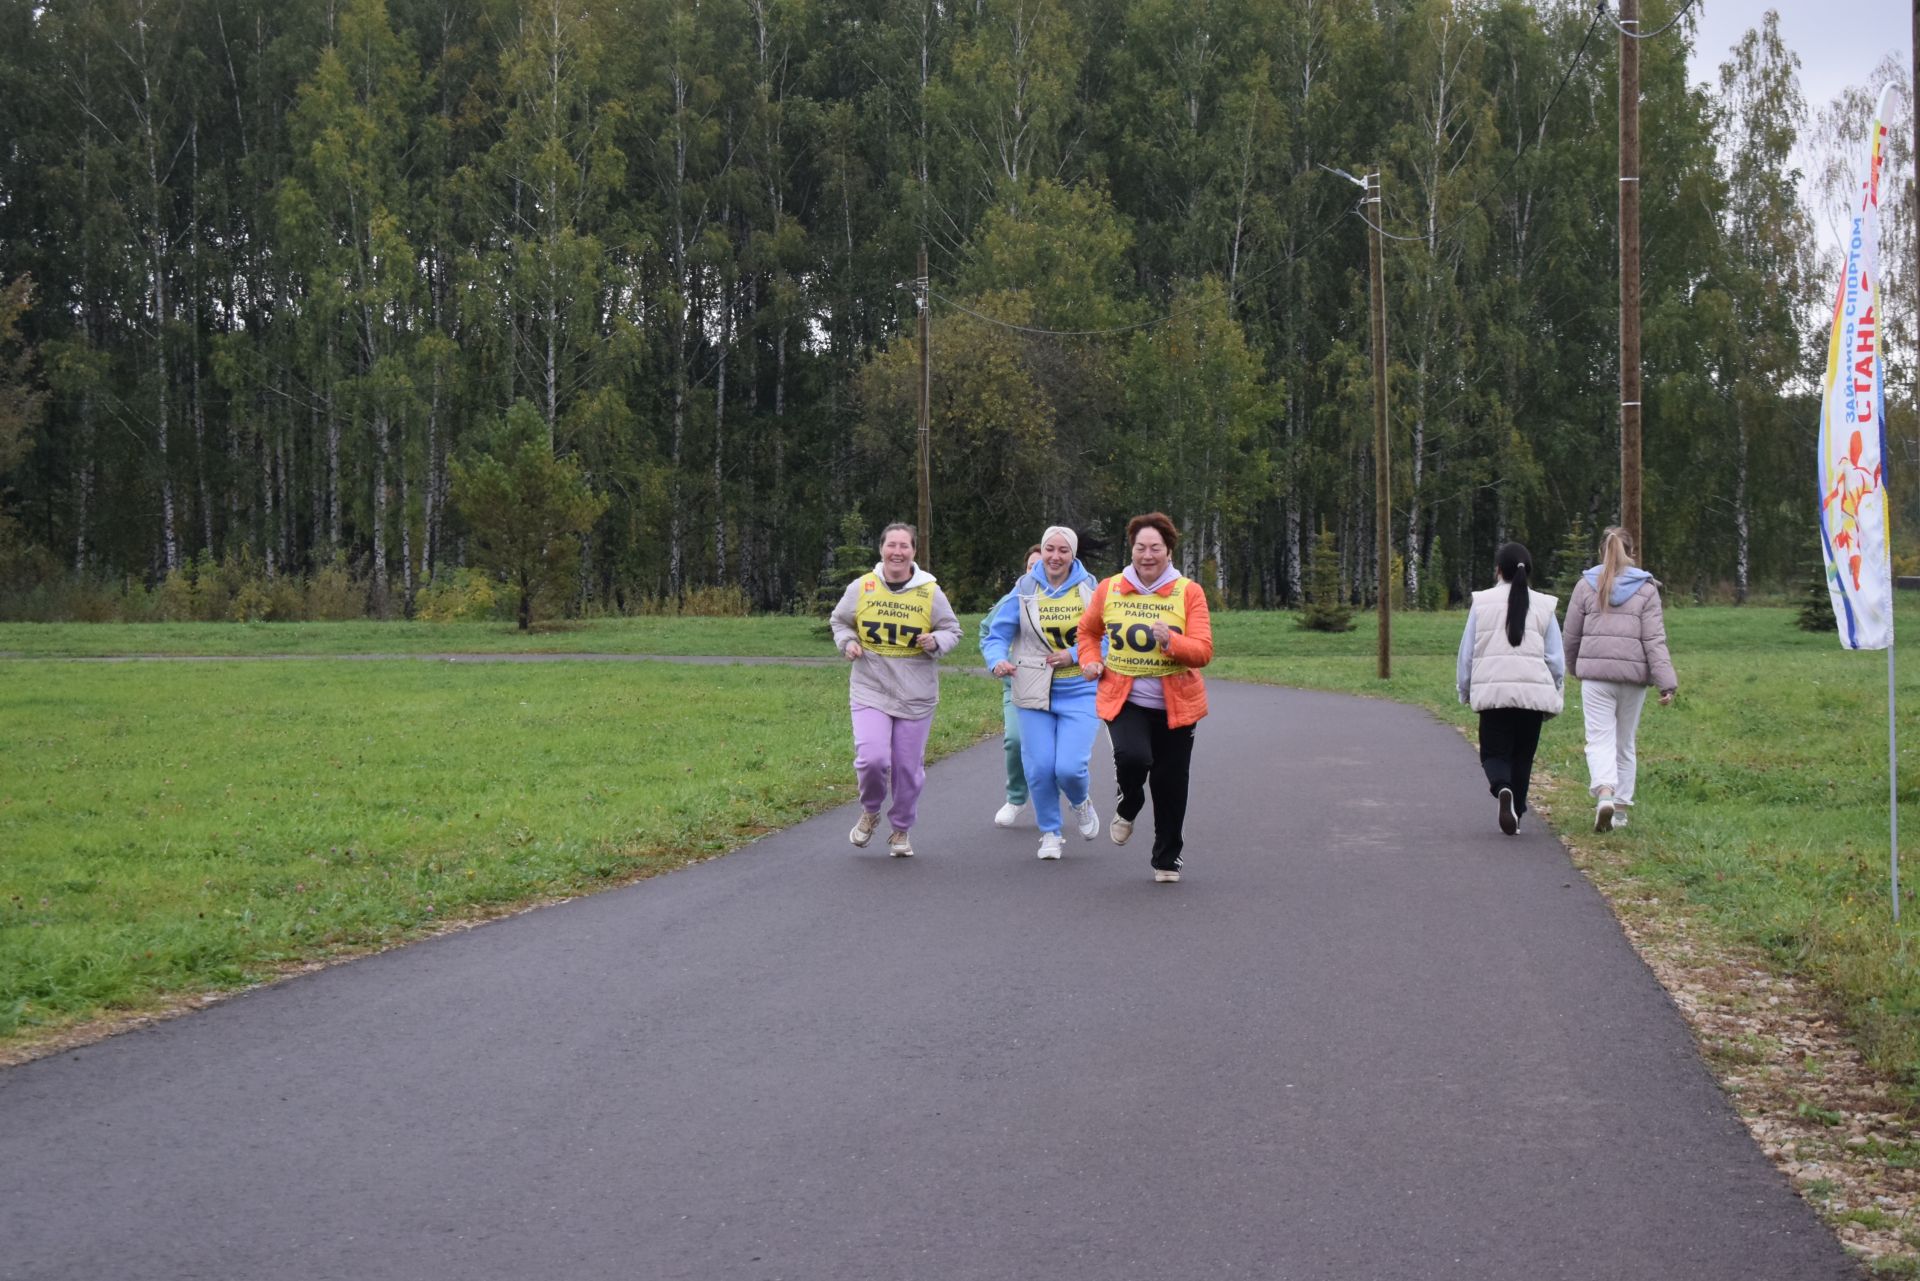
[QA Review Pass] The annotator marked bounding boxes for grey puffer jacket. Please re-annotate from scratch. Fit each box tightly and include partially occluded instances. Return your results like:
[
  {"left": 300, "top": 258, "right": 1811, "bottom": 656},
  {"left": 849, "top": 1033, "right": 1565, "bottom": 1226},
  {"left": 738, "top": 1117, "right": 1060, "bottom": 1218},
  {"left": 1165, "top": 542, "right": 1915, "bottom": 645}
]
[{"left": 1563, "top": 572, "right": 1677, "bottom": 692}]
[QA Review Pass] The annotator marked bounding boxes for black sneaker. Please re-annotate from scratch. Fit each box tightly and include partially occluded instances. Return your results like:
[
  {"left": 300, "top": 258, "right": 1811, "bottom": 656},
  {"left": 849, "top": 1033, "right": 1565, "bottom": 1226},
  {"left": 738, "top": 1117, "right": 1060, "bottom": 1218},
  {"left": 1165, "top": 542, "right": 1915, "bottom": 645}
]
[{"left": 1497, "top": 788, "right": 1518, "bottom": 836}]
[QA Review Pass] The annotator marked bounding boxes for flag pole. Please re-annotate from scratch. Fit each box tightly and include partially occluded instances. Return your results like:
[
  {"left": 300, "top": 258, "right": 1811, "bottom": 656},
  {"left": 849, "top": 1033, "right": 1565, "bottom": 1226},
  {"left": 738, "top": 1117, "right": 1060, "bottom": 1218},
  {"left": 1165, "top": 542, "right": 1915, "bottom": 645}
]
[{"left": 1818, "top": 88, "right": 1898, "bottom": 919}]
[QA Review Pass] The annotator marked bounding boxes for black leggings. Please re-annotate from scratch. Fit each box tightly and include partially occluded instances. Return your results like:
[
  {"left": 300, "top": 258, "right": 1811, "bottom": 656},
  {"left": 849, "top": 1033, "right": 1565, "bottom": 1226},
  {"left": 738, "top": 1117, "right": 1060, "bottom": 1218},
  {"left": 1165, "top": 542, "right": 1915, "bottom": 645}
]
[
  {"left": 1109, "top": 701, "right": 1197, "bottom": 871},
  {"left": 1477, "top": 708, "right": 1545, "bottom": 814}
]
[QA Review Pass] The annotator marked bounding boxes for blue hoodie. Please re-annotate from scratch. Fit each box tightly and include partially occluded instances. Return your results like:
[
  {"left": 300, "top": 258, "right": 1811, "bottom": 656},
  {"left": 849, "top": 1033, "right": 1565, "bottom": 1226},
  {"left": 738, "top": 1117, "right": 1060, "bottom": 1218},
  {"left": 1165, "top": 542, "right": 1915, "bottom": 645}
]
[
  {"left": 1583, "top": 565, "right": 1653, "bottom": 607},
  {"left": 982, "top": 559, "right": 1101, "bottom": 699}
]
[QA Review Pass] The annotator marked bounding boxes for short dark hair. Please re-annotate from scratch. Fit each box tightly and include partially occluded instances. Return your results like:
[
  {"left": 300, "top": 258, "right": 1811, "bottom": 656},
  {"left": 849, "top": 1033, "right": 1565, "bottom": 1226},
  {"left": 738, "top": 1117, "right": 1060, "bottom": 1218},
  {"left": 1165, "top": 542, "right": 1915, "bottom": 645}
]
[
  {"left": 1126, "top": 512, "right": 1177, "bottom": 551},
  {"left": 1025, "top": 544, "right": 1043, "bottom": 560},
  {"left": 879, "top": 522, "right": 918, "bottom": 550}
]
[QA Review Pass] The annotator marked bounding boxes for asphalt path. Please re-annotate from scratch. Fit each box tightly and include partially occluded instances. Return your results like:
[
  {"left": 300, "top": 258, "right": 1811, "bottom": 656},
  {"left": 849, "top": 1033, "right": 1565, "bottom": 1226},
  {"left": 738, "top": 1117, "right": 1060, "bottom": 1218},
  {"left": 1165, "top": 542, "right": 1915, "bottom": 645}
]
[{"left": 0, "top": 680, "right": 1857, "bottom": 1280}]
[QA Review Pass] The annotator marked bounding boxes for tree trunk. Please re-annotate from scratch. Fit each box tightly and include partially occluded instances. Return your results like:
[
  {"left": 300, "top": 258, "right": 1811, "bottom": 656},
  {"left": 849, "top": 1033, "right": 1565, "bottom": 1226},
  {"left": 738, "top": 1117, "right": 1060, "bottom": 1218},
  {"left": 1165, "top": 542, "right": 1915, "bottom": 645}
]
[
  {"left": 310, "top": 392, "right": 325, "bottom": 564},
  {"left": 1211, "top": 511, "right": 1225, "bottom": 595},
  {"left": 262, "top": 423, "right": 276, "bottom": 579},
  {"left": 426, "top": 361, "right": 441, "bottom": 582},
  {"left": 772, "top": 324, "right": 787, "bottom": 606},
  {"left": 399, "top": 449, "right": 414, "bottom": 614},
  {"left": 189, "top": 118, "right": 214, "bottom": 560},
  {"left": 74, "top": 390, "right": 94, "bottom": 574},
  {"left": 155, "top": 267, "right": 177, "bottom": 574},
  {"left": 1407, "top": 378, "right": 1425, "bottom": 606},
  {"left": 713, "top": 280, "right": 730, "bottom": 584},
  {"left": 1734, "top": 416, "right": 1750, "bottom": 604},
  {"left": 669, "top": 367, "right": 685, "bottom": 596},
  {"left": 667, "top": 56, "right": 691, "bottom": 598},
  {"left": 372, "top": 407, "right": 390, "bottom": 616},
  {"left": 135, "top": 6, "right": 178, "bottom": 574},
  {"left": 326, "top": 343, "right": 341, "bottom": 552},
  {"left": 545, "top": 272, "right": 558, "bottom": 445}
]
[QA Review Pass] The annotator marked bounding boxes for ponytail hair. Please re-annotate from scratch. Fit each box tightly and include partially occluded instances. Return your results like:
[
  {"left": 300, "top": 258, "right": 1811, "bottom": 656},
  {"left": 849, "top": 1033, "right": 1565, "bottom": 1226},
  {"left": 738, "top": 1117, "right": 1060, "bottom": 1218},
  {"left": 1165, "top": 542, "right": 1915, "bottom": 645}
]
[
  {"left": 1496, "top": 542, "right": 1532, "bottom": 647},
  {"left": 1594, "top": 525, "right": 1636, "bottom": 612}
]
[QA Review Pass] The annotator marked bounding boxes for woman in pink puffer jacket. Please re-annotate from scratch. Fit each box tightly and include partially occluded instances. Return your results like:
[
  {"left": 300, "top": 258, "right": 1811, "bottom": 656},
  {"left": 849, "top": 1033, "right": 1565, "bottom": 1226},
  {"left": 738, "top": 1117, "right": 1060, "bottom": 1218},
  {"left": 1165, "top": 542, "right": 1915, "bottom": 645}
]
[{"left": 1562, "top": 526, "right": 1678, "bottom": 833}]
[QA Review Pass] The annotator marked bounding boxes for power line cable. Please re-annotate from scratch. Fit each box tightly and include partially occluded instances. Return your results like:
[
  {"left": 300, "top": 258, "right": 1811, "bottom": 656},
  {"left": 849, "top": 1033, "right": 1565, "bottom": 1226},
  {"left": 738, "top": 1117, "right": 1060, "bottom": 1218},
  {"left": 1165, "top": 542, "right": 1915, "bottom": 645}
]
[
  {"left": 1600, "top": 0, "right": 1701, "bottom": 40},
  {"left": 1356, "top": 210, "right": 1430, "bottom": 244}
]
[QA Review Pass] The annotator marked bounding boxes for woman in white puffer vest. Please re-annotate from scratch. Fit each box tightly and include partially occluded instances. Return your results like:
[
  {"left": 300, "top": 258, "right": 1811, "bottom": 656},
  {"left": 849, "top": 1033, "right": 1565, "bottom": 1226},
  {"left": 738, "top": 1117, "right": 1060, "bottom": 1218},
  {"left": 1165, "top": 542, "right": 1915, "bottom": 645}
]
[{"left": 1456, "top": 542, "right": 1565, "bottom": 836}]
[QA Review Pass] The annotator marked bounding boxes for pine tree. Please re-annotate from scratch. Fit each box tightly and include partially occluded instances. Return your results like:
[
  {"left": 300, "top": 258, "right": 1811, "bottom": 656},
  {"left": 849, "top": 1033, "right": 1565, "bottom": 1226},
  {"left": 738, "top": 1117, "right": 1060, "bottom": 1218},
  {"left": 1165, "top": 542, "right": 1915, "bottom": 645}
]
[
  {"left": 814, "top": 507, "right": 873, "bottom": 620},
  {"left": 1298, "top": 525, "right": 1353, "bottom": 632},
  {"left": 451, "top": 403, "right": 608, "bottom": 631},
  {"left": 1798, "top": 558, "right": 1837, "bottom": 632},
  {"left": 1552, "top": 517, "right": 1591, "bottom": 593},
  {"left": 1418, "top": 539, "right": 1449, "bottom": 611}
]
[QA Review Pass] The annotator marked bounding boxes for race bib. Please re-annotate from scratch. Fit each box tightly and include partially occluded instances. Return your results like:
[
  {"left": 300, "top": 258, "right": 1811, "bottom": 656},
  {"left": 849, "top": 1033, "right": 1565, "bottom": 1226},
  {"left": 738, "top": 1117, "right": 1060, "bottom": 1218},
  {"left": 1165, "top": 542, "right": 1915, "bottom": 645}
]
[
  {"left": 1102, "top": 575, "right": 1187, "bottom": 678},
  {"left": 1032, "top": 582, "right": 1089, "bottom": 679},
  {"left": 854, "top": 573, "right": 935, "bottom": 657}
]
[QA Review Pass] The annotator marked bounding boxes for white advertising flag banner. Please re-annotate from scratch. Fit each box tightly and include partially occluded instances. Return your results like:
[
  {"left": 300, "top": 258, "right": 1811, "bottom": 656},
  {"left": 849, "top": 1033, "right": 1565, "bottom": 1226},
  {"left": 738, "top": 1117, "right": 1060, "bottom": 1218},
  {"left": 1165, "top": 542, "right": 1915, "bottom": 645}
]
[{"left": 1816, "top": 88, "right": 1895, "bottom": 651}]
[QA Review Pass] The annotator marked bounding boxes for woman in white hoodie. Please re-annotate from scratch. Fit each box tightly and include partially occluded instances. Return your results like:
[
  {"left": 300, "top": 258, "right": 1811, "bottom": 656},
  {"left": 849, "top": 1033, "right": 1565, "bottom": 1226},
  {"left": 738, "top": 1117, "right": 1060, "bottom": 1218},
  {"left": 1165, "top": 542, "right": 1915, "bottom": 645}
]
[
  {"left": 829, "top": 523, "right": 963, "bottom": 858},
  {"left": 1456, "top": 541, "right": 1564, "bottom": 836}
]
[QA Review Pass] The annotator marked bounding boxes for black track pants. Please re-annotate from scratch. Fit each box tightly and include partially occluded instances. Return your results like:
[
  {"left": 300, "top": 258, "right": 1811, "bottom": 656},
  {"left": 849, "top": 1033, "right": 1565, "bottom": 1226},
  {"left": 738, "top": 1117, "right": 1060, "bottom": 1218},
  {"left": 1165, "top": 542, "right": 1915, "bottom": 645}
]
[
  {"left": 1477, "top": 707, "right": 1545, "bottom": 814},
  {"left": 1109, "top": 700, "right": 1196, "bottom": 871}
]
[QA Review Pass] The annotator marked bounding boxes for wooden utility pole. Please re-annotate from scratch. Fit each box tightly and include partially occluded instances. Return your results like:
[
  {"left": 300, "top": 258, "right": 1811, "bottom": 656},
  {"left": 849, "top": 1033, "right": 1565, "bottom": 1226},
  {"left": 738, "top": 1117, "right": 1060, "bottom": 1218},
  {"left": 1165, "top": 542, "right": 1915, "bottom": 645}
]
[
  {"left": 1367, "top": 169, "right": 1391, "bottom": 680},
  {"left": 1619, "top": 0, "right": 1643, "bottom": 557},
  {"left": 916, "top": 244, "right": 932, "bottom": 566}
]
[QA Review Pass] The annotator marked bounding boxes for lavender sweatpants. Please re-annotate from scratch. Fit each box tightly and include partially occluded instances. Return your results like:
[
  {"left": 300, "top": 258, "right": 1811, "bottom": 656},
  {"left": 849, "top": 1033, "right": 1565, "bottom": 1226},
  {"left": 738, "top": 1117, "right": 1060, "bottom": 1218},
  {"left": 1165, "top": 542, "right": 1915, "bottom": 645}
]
[{"left": 851, "top": 704, "right": 935, "bottom": 831}]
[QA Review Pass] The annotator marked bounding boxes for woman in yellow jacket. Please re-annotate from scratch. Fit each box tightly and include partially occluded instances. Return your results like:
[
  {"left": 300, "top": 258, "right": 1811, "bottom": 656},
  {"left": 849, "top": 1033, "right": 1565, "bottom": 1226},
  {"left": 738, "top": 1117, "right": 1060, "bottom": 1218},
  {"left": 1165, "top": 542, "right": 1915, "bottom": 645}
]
[{"left": 1075, "top": 512, "right": 1212, "bottom": 883}]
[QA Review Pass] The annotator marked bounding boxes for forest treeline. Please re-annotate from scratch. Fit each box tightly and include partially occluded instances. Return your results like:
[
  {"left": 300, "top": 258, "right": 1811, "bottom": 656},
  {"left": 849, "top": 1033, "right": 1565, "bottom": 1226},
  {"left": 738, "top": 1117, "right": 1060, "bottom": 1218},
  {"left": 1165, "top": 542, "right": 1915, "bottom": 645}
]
[{"left": 0, "top": 0, "right": 1911, "bottom": 619}]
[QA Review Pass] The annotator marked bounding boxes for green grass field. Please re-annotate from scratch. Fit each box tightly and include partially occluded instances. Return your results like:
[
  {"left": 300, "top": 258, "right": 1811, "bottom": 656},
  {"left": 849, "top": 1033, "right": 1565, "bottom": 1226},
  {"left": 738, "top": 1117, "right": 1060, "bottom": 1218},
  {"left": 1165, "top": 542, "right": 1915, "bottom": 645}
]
[
  {"left": 0, "top": 616, "right": 825, "bottom": 658},
  {"left": 0, "top": 658, "right": 1001, "bottom": 1045},
  {"left": 4, "top": 602, "right": 1917, "bottom": 1101}
]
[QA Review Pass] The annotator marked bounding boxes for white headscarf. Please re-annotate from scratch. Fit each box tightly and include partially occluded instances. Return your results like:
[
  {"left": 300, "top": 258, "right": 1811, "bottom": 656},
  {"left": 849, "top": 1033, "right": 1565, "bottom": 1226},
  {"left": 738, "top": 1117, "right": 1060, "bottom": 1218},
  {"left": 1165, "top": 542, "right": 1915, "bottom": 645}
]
[{"left": 1039, "top": 525, "right": 1079, "bottom": 557}]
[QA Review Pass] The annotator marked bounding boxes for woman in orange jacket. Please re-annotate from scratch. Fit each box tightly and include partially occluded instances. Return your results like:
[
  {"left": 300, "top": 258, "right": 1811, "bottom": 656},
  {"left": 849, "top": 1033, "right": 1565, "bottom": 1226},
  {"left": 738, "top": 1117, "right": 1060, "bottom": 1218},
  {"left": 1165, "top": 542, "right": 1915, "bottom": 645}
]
[{"left": 1075, "top": 512, "right": 1212, "bottom": 883}]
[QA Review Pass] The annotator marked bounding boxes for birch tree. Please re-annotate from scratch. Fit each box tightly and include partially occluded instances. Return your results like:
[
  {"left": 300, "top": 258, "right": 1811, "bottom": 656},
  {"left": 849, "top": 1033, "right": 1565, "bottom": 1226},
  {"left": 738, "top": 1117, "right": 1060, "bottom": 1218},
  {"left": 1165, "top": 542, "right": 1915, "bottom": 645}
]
[{"left": 1712, "top": 13, "right": 1815, "bottom": 601}]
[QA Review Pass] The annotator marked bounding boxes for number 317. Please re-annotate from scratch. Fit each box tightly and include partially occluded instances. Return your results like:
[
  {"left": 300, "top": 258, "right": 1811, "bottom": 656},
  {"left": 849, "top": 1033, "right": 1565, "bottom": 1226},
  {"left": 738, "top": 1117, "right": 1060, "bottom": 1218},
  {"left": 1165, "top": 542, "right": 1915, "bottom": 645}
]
[{"left": 862, "top": 621, "right": 923, "bottom": 646}]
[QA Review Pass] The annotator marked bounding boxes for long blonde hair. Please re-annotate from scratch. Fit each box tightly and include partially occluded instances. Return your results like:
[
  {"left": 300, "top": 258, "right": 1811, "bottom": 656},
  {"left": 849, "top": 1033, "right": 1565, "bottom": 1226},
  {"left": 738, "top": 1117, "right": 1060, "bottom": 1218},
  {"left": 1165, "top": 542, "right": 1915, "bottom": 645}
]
[{"left": 1595, "top": 525, "right": 1636, "bottom": 611}]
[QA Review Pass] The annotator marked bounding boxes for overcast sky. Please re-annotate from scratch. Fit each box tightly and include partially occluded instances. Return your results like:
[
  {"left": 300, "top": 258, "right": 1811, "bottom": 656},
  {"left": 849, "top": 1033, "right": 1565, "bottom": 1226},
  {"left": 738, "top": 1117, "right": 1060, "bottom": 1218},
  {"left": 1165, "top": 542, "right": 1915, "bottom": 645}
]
[
  {"left": 1686, "top": 0, "right": 1907, "bottom": 122},
  {"left": 1683, "top": 1, "right": 1909, "bottom": 262}
]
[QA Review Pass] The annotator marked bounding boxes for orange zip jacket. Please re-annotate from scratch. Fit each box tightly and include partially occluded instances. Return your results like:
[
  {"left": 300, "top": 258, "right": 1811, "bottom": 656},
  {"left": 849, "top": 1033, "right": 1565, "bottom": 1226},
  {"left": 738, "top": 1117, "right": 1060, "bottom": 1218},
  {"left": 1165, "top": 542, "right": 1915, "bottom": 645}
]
[{"left": 1075, "top": 573, "right": 1213, "bottom": 728}]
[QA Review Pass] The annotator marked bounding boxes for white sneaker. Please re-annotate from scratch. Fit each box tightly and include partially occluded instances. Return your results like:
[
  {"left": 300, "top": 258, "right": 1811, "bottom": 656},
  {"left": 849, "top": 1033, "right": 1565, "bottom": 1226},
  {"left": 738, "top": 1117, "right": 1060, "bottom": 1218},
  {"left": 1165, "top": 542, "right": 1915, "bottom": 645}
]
[
  {"left": 888, "top": 829, "right": 914, "bottom": 858},
  {"left": 1153, "top": 868, "right": 1180, "bottom": 883},
  {"left": 1037, "top": 833, "right": 1063, "bottom": 860},
  {"left": 1498, "top": 788, "right": 1518, "bottom": 836},
  {"left": 1073, "top": 797, "right": 1100, "bottom": 840},
  {"left": 850, "top": 811, "right": 880, "bottom": 847},
  {"left": 1594, "top": 796, "right": 1615, "bottom": 833},
  {"left": 994, "top": 800, "right": 1032, "bottom": 828},
  {"left": 1612, "top": 813, "right": 1629, "bottom": 829},
  {"left": 1111, "top": 815, "right": 1133, "bottom": 846}
]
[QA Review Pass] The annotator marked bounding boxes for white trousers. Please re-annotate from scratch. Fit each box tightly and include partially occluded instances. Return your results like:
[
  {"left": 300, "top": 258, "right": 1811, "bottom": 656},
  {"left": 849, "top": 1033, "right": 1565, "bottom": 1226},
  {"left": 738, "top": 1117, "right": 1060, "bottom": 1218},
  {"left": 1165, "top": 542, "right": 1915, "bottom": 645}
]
[{"left": 1580, "top": 679, "right": 1649, "bottom": 806}]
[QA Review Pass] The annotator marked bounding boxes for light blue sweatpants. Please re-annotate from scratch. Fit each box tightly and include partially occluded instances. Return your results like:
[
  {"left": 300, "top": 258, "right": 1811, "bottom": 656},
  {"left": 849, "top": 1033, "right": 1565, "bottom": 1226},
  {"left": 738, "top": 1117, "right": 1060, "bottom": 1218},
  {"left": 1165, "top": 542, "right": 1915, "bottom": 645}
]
[{"left": 1016, "top": 689, "right": 1101, "bottom": 835}]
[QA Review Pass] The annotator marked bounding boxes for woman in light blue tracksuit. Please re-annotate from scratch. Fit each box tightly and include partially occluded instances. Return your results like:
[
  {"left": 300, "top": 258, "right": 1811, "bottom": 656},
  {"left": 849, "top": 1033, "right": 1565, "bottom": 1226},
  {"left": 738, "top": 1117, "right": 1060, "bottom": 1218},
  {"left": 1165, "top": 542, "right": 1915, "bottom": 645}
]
[{"left": 982, "top": 526, "right": 1103, "bottom": 861}]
